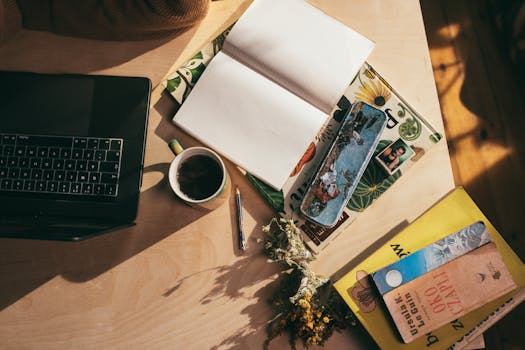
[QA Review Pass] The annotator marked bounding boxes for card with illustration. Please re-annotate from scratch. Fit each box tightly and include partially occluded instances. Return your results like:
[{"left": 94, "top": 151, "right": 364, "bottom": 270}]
[
  {"left": 375, "top": 138, "right": 415, "bottom": 175},
  {"left": 300, "top": 101, "right": 387, "bottom": 227}
]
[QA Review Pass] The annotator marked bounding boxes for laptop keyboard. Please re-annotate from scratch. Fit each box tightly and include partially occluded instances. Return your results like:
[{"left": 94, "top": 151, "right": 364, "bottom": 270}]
[{"left": 0, "top": 134, "right": 123, "bottom": 197}]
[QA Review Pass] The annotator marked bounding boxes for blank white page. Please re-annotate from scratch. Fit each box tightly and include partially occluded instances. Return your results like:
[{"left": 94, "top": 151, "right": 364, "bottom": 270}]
[
  {"left": 173, "top": 52, "right": 327, "bottom": 190},
  {"left": 223, "top": 0, "right": 374, "bottom": 114}
]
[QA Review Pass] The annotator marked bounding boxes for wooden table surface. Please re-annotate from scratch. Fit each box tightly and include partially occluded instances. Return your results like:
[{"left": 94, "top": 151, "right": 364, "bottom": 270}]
[{"left": 0, "top": 1, "right": 454, "bottom": 349}]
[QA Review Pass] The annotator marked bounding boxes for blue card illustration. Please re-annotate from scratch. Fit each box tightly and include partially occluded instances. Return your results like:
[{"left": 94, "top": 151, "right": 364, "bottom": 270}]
[
  {"left": 300, "top": 101, "right": 387, "bottom": 227},
  {"left": 371, "top": 221, "right": 492, "bottom": 295}
]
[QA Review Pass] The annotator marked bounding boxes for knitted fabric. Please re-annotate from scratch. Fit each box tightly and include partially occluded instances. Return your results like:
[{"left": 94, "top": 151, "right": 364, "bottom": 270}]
[
  {"left": 0, "top": 0, "right": 22, "bottom": 43},
  {"left": 6, "top": 0, "right": 209, "bottom": 41}
]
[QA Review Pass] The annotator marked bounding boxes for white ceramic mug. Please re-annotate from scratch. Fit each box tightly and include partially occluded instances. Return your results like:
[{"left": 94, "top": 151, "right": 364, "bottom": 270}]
[{"left": 168, "top": 139, "right": 230, "bottom": 210}]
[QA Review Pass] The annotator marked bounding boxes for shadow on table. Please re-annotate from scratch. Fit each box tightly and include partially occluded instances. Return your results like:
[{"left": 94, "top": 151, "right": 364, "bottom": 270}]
[
  {"left": 0, "top": 162, "right": 209, "bottom": 310},
  {"left": 420, "top": 0, "right": 525, "bottom": 262},
  {"left": 153, "top": 89, "right": 205, "bottom": 148},
  {"left": 0, "top": 30, "right": 190, "bottom": 85}
]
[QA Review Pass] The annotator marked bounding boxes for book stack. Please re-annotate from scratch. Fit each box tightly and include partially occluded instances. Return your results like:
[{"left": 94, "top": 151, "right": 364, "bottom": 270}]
[
  {"left": 333, "top": 188, "right": 525, "bottom": 349},
  {"left": 373, "top": 222, "right": 516, "bottom": 343}
]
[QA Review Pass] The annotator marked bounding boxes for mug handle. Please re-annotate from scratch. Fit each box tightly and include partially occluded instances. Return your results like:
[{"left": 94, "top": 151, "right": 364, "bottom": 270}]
[{"left": 168, "top": 139, "right": 184, "bottom": 156}]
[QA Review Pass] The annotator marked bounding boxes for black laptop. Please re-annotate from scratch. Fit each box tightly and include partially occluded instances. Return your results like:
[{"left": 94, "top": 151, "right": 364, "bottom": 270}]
[{"left": 0, "top": 71, "right": 151, "bottom": 241}]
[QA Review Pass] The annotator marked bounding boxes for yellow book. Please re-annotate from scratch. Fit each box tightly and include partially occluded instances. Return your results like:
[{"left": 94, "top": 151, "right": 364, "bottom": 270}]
[{"left": 334, "top": 187, "right": 525, "bottom": 349}]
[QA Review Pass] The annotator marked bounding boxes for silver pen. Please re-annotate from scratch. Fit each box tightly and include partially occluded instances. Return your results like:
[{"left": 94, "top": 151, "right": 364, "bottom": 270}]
[{"left": 235, "top": 186, "right": 247, "bottom": 253}]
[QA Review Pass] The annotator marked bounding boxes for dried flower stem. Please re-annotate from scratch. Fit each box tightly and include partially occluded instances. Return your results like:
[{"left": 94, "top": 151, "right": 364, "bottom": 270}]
[{"left": 261, "top": 218, "right": 354, "bottom": 349}]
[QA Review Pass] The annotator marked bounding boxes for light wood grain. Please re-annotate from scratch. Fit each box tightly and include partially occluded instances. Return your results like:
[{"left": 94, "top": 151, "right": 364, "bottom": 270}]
[{"left": 0, "top": 1, "right": 454, "bottom": 349}]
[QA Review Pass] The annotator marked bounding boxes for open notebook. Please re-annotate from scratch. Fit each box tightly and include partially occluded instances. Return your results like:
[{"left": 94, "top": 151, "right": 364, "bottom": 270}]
[{"left": 172, "top": 0, "right": 374, "bottom": 190}]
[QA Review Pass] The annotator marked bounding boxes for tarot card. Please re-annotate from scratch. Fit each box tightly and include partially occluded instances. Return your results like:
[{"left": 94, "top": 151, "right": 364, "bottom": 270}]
[
  {"left": 375, "top": 138, "right": 415, "bottom": 175},
  {"left": 300, "top": 101, "right": 387, "bottom": 227}
]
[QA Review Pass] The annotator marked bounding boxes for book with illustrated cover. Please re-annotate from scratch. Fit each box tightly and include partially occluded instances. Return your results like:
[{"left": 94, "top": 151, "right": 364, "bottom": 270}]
[
  {"left": 332, "top": 187, "right": 525, "bottom": 350},
  {"left": 372, "top": 221, "right": 492, "bottom": 295},
  {"left": 383, "top": 242, "right": 516, "bottom": 343},
  {"left": 162, "top": 16, "right": 440, "bottom": 252},
  {"left": 169, "top": 0, "right": 373, "bottom": 190}
]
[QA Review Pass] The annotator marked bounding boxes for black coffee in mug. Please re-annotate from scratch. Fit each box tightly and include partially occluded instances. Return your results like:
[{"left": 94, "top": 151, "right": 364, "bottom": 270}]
[{"left": 177, "top": 155, "right": 223, "bottom": 200}]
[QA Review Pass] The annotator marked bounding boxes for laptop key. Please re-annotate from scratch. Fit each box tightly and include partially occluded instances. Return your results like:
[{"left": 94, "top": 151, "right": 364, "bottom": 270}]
[
  {"left": 43, "top": 170, "right": 54, "bottom": 181},
  {"left": 73, "top": 138, "right": 87, "bottom": 149},
  {"left": 53, "top": 159, "right": 64, "bottom": 170},
  {"left": 8, "top": 168, "right": 20, "bottom": 178},
  {"left": 19, "top": 158, "right": 29, "bottom": 168},
  {"left": 83, "top": 149, "right": 94, "bottom": 160},
  {"left": 99, "top": 139, "right": 110, "bottom": 150},
  {"left": 110, "top": 139, "right": 122, "bottom": 150},
  {"left": 94, "top": 150, "right": 106, "bottom": 161},
  {"left": 65, "top": 160, "right": 75, "bottom": 170},
  {"left": 78, "top": 172, "right": 88, "bottom": 182},
  {"left": 106, "top": 184, "right": 117, "bottom": 196},
  {"left": 15, "top": 146, "right": 26, "bottom": 156},
  {"left": 106, "top": 150, "right": 120, "bottom": 162},
  {"left": 47, "top": 181, "right": 58, "bottom": 192},
  {"left": 20, "top": 169, "right": 30, "bottom": 179},
  {"left": 100, "top": 162, "right": 119, "bottom": 173},
  {"left": 101, "top": 173, "right": 118, "bottom": 184},
  {"left": 87, "top": 138, "right": 99, "bottom": 149},
  {"left": 87, "top": 161, "right": 99, "bottom": 172},
  {"left": 36, "top": 181, "right": 46, "bottom": 192},
  {"left": 60, "top": 148, "right": 71, "bottom": 159},
  {"left": 13, "top": 179, "right": 24, "bottom": 190},
  {"left": 94, "top": 184, "right": 105, "bottom": 195},
  {"left": 89, "top": 172, "right": 100, "bottom": 183},
  {"left": 71, "top": 183, "right": 81, "bottom": 193},
  {"left": 82, "top": 183, "right": 93, "bottom": 194},
  {"left": 37, "top": 147, "right": 49, "bottom": 157},
  {"left": 54, "top": 171, "right": 65, "bottom": 181},
  {"left": 30, "top": 158, "right": 41, "bottom": 168},
  {"left": 42, "top": 158, "right": 52, "bottom": 169},
  {"left": 0, "top": 168, "right": 7, "bottom": 178},
  {"left": 49, "top": 148, "right": 60, "bottom": 158},
  {"left": 66, "top": 171, "right": 77, "bottom": 182},
  {"left": 23, "top": 180, "right": 35, "bottom": 191},
  {"left": 17, "top": 135, "right": 72, "bottom": 147},
  {"left": 72, "top": 149, "right": 83, "bottom": 159},
  {"left": 76, "top": 161, "right": 87, "bottom": 171},
  {"left": 3, "top": 146, "right": 14, "bottom": 156},
  {"left": 1, "top": 179, "right": 12, "bottom": 189},
  {"left": 8, "top": 157, "right": 18, "bottom": 167},
  {"left": 26, "top": 147, "right": 37, "bottom": 157},
  {"left": 31, "top": 169, "right": 42, "bottom": 180},
  {"left": 58, "top": 182, "right": 70, "bottom": 193},
  {"left": 0, "top": 157, "right": 5, "bottom": 166}
]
